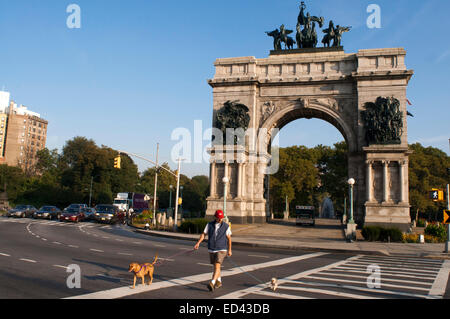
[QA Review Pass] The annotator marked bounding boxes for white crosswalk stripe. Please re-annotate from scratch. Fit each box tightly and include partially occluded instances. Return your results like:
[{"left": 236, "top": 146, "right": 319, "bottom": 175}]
[{"left": 219, "top": 255, "right": 448, "bottom": 299}]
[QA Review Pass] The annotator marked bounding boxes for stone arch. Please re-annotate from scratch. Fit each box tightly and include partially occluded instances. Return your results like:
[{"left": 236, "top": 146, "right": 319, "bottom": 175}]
[{"left": 258, "top": 98, "right": 357, "bottom": 154}]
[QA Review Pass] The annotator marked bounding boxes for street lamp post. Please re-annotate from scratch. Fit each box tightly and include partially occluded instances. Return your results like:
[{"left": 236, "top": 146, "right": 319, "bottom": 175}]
[
  {"left": 347, "top": 178, "right": 355, "bottom": 224},
  {"left": 222, "top": 176, "right": 229, "bottom": 222},
  {"left": 346, "top": 178, "right": 356, "bottom": 242},
  {"left": 169, "top": 185, "right": 173, "bottom": 217}
]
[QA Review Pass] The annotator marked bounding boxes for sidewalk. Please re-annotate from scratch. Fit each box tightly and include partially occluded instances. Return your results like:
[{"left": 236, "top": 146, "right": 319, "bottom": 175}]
[{"left": 132, "top": 219, "right": 450, "bottom": 260}]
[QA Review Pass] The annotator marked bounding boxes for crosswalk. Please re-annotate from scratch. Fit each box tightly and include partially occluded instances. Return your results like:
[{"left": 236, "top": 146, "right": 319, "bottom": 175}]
[{"left": 219, "top": 255, "right": 449, "bottom": 299}]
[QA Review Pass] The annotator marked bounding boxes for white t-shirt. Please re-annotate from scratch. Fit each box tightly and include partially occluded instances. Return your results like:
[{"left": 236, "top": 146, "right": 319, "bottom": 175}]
[{"left": 203, "top": 222, "right": 232, "bottom": 253}]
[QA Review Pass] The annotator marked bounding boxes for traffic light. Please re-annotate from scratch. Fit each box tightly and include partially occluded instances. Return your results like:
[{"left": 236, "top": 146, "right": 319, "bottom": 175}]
[
  {"left": 114, "top": 156, "right": 121, "bottom": 169},
  {"left": 430, "top": 188, "right": 444, "bottom": 202}
]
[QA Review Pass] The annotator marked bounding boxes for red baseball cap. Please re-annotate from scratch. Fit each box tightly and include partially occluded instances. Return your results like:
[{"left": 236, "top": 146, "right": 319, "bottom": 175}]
[{"left": 215, "top": 210, "right": 224, "bottom": 219}]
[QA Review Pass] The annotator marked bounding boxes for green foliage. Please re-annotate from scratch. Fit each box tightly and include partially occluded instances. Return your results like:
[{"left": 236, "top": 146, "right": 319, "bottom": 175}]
[
  {"left": 362, "top": 226, "right": 403, "bottom": 242},
  {"left": 269, "top": 142, "right": 348, "bottom": 215},
  {"left": 409, "top": 143, "right": 450, "bottom": 221},
  {"left": 178, "top": 218, "right": 208, "bottom": 234},
  {"left": 425, "top": 223, "right": 447, "bottom": 243}
]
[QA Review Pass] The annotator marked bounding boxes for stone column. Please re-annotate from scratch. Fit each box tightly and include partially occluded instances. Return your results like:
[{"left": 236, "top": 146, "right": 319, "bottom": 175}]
[
  {"left": 210, "top": 162, "right": 217, "bottom": 197},
  {"left": 399, "top": 160, "right": 406, "bottom": 203},
  {"left": 366, "top": 160, "right": 374, "bottom": 202},
  {"left": 382, "top": 160, "right": 389, "bottom": 203},
  {"left": 237, "top": 163, "right": 243, "bottom": 198}
]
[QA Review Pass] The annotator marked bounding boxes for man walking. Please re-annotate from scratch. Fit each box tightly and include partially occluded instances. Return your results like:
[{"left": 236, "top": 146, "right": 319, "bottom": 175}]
[{"left": 194, "top": 210, "right": 232, "bottom": 291}]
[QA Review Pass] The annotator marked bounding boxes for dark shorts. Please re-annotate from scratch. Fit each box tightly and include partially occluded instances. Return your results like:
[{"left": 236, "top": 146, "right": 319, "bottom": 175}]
[{"left": 209, "top": 251, "right": 227, "bottom": 265}]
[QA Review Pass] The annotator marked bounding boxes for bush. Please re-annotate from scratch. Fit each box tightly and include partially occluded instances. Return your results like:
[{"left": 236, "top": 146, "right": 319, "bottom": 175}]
[
  {"left": 362, "top": 226, "right": 382, "bottom": 241},
  {"left": 425, "top": 224, "right": 447, "bottom": 243},
  {"left": 402, "top": 234, "right": 419, "bottom": 243},
  {"left": 179, "top": 218, "right": 208, "bottom": 234},
  {"left": 416, "top": 219, "right": 426, "bottom": 227},
  {"left": 362, "top": 226, "right": 403, "bottom": 242}
]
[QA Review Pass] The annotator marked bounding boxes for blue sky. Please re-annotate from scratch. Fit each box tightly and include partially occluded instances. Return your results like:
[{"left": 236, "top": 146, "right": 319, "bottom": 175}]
[{"left": 0, "top": 0, "right": 449, "bottom": 177}]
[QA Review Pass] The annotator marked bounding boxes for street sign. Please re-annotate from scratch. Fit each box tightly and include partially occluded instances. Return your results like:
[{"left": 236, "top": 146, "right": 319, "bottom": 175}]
[{"left": 444, "top": 210, "right": 450, "bottom": 225}]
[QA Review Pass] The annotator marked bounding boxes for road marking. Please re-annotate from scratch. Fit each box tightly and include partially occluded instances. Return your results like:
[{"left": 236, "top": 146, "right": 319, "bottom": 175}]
[
  {"left": 90, "top": 249, "right": 104, "bottom": 253},
  {"left": 218, "top": 254, "right": 358, "bottom": 299},
  {"left": 153, "top": 244, "right": 166, "bottom": 247},
  {"left": 102, "top": 236, "right": 110, "bottom": 239},
  {"left": 53, "top": 242, "right": 62, "bottom": 245},
  {"left": 275, "top": 284, "right": 383, "bottom": 299},
  {"left": 248, "top": 254, "right": 270, "bottom": 259},
  {"left": 68, "top": 245, "right": 79, "bottom": 248},
  {"left": 334, "top": 265, "right": 436, "bottom": 278},
  {"left": 133, "top": 242, "right": 142, "bottom": 245},
  {"left": 42, "top": 238, "right": 47, "bottom": 241},
  {"left": 53, "top": 265, "right": 69, "bottom": 270},
  {"left": 118, "top": 253, "right": 133, "bottom": 256},
  {"left": 197, "top": 263, "right": 212, "bottom": 267},
  {"left": 429, "top": 260, "right": 450, "bottom": 297},
  {"left": 20, "top": 258, "right": 37, "bottom": 263},
  {"left": 251, "top": 290, "right": 312, "bottom": 299},
  {"left": 0, "top": 253, "right": 11, "bottom": 257},
  {"left": 66, "top": 252, "right": 328, "bottom": 299},
  {"left": 115, "top": 239, "right": 124, "bottom": 242}
]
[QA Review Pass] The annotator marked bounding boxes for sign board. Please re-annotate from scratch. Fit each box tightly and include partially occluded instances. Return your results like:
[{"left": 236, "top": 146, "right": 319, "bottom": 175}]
[
  {"left": 295, "top": 206, "right": 314, "bottom": 210},
  {"left": 444, "top": 210, "right": 450, "bottom": 225}
]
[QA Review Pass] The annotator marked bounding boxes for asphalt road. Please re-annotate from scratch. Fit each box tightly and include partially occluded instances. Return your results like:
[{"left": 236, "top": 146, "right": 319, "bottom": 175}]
[{"left": 0, "top": 216, "right": 449, "bottom": 301}]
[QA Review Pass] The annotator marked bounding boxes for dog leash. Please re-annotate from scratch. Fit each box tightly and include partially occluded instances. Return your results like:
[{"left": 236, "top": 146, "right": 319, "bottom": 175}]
[
  {"left": 154, "top": 248, "right": 196, "bottom": 266},
  {"left": 225, "top": 256, "right": 267, "bottom": 286}
]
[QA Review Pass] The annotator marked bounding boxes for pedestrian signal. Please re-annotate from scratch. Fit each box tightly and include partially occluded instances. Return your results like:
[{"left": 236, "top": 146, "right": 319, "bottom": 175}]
[
  {"left": 430, "top": 189, "right": 444, "bottom": 202},
  {"left": 114, "top": 156, "right": 121, "bottom": 169}
]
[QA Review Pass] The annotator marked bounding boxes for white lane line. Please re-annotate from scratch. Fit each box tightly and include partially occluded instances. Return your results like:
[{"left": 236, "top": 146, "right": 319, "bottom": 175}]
[
  {"left": 317, "top": 271, "right": 433, "bottom": 286},
  {"left": 304, "top": 275, "right": 431, "bottom": 292},
  {"left": 360, "top": 256, "right": 443, "bottom": 266},
  {"left": 429, "top": 260, "right": 450, "bottom": 297},
  {"left": 334, "top": 265, "right": 437, "bottom": 278},
  {"left": 248, "top": 255, "right": 270, "bottom": 259},
  {"left": 276, "top": 285, "right": 383, "bottom": 299},
  {"left": 68, "top": 245, "right": 79, "bottom": 248},
  {"left": 324, "top": 268, "right": 436, "bottom": 281},
  {"left": 20, "top": 258, "right": 37, "bottom": 263},
  {"left": 0, "top": 253, "right": 11, "bottom": 257},
  {"left": 66, "top": 252, "right": 328, "bottom": 299},
  {"left": 90, "top": 249, "right": 104, "bottom": 253},
  {"left": 102, "top": 236, "right": 110, "bottom": 239},
  {"left": 344, "top": 262, "right": 439, "bottom": 274},
  {"left": 251, "top": 290, "right": 312, "bottom": 299},
  {"left": 118, "top": 253, "right": 133, "bottom": 256},
  {"left": 115, "top": 239, "right": 124, "bottom": 242},
  {"left": 153, "top": 244, "right": 166, "bottom": 247},
  {"left": 133, "top": 242, "right": 142, "bottom": 245},
  {"left": 352, "top": 259, "right": 442, "bottom": 270},
  {"left": 197, "top": 263, "right": 212, "bottom": 267},
  {"left": 53, "top": 242, "right": 62, "bottom": 245},
  {"left": 53, "top": 265, "right": 69, "bottom": 270},
  {"left": 42, "top": 238, "right": 47, "bottom": 241}
]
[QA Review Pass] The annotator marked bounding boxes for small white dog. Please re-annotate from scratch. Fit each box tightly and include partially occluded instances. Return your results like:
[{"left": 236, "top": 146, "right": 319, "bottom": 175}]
[{"left": 270, "top": 278, "right": 278, "bottom": 291}]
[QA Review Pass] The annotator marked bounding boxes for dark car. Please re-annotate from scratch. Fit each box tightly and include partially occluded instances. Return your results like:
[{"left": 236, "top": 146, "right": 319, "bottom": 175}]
[
  {"left": 60, "top": 208, "right": 85, "bottom": 223},
  {"left": 94, "top": 204, "right": 124, "bottom": 224},
  {"left": 295, "top": 205, "right": 316, "bottom": 226},
  {"left": 7, "top": 205, "right": 37, "bottom": 218},
  {"left": 33, "top": 206, "right": 62, "bottom": 220},
  {"left": 65, "top": 204, "right": 88, "bottom": 211},
  {"left": 82, "top": 207, "right": 96, "bottom": 221}
]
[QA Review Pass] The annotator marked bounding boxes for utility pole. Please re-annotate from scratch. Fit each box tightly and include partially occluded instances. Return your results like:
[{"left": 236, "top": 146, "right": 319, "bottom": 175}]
[
  {"left": 174, "top": 158, "right": 183, "bottom": 232},
  {"left": 153, "top": 143, "right": 159, "bottom": 225}
]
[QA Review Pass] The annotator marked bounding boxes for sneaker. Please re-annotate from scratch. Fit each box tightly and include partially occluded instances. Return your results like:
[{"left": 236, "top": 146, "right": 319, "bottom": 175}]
[
  {"left": 214, "top": 281, "right": 222, "bottom": 289},
  {"left": 207, "top": 281, "right": 215, "bottom": 292}
]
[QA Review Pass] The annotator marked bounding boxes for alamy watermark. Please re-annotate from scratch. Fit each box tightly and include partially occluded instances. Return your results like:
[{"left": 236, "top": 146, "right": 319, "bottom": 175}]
[
  {"left": 66, "top": 4, "right": 81, "bottom": 29},
  {"left": 367, "top": 4, "right": 381, "bottom": 29},
  {"left": 366, "top": 264, "right": 381, "bottom": 289},
  {"left": 66, "top": 264, "right": 81, "bottom": 289}
]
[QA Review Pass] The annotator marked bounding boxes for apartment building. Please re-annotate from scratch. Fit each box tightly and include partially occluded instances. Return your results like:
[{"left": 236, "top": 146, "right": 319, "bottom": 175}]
[{"left": 0, "top": 91, "right": 48, "bottom": 168}]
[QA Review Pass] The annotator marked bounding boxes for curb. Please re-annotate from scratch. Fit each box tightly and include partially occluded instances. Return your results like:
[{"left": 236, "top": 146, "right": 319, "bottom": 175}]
[{"left": 132, "top": 228, "right": 390, "bottom": 257}]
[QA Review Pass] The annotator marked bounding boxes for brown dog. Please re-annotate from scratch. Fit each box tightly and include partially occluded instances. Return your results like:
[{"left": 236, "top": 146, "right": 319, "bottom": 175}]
[{"left": 128, "top": 255, "right": 158, "bottom": 289}]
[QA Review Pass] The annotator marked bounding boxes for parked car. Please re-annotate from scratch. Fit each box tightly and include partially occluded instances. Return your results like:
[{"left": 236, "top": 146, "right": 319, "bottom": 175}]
[
  {"left": 7, "top": 205, "right": 37, "bottom": 218},
  {"left": 33, "top": 206, "right": 62, "bottom": 220},
  {"left": 295, "top": 205, "right": 316, "bottom": 226},
  {"left": 60, "top": 208, "right": 85, "bottom": 223},
  {"left": 65, "top": 204, "right": 88, "bottom": 211},
  {"left": 94, "top": 204, "right": 124, "bottom": 224},
  {"left": 82, "top": 207, "right": 96, "bottom": 221}
]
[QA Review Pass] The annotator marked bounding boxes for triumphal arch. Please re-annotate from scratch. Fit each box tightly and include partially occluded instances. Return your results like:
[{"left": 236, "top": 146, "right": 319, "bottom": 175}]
[{"left": 206, "top": 2, "right": 414, "bottom": 231}]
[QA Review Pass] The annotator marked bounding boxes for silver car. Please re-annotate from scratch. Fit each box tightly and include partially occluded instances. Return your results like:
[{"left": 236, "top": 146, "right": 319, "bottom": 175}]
[{"left": 7, "top": 205, "right": 37, "bottom": 218}]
